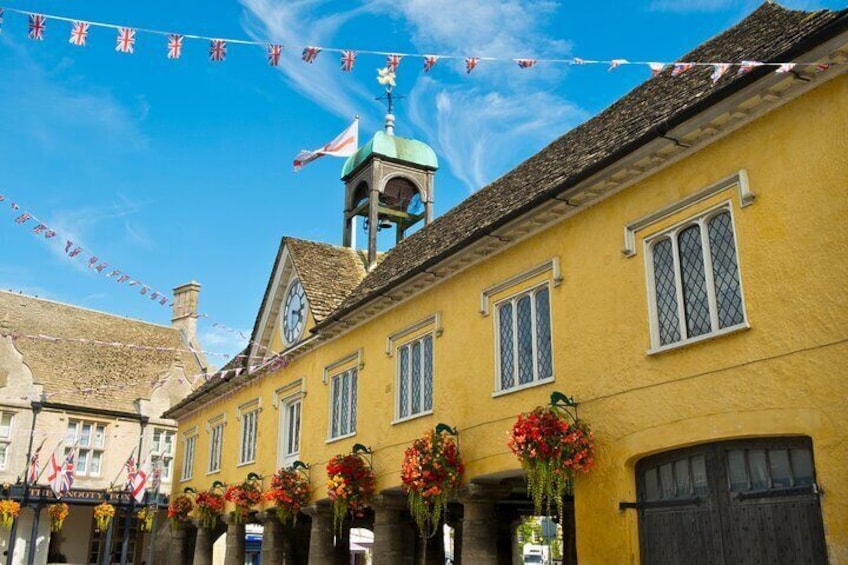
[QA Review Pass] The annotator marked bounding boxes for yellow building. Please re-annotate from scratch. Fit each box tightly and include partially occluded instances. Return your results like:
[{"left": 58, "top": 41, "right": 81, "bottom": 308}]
[{"left": 166, "top": 4, "right": 848, "bottom": 564}]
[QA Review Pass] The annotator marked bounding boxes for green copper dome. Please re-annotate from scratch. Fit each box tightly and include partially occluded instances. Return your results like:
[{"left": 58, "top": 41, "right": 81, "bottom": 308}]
[{"left": 341, "top": 131, "right": 438, "bottom": 179}]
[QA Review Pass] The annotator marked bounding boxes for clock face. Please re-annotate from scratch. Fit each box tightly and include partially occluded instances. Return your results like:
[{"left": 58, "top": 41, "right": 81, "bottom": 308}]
[{"left": 283, "top": 280, "right": 307, "bottom": 344}]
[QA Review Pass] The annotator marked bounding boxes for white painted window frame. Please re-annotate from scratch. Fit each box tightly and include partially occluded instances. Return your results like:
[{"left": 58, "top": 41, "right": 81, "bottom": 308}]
[
  {"left": 237, "top": 400, "right": 260, "bottom": 466},
  {"left": 180, "top": 427, "right": 197, "bottom": 482},
  {"left": 492, "top": 282, "right": 555, "bottom": 397},
  {"left": 206, "top": 415, "right": 225, "bottom": 474},
  {"left": 278, "top": 393, "right": 304, "bottom": 469},
  {"left": 66, "top": 418, "right": 107, "bottom": 477},
  {"left": 643, "top": 202, "right": 749, "bottom": 354},
  {"left": 0, "top": 412, "right": 14, "bottom": 471},
  {"left": 151, "top": 428, "right": 176, "bottom": 482}
]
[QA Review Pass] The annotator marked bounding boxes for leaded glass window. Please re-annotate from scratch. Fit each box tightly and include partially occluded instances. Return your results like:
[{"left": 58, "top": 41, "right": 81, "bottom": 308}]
[
  {"left": 330, "top": 368, "right": 357, "bottom": 439},
  {"left": 648, "top": 208, "right": 745, "bottom": 349},
  {"left": 397, "top": 334, "right": 434, "bottom": 419},
  {"left": 496, "top": 285, "right": 554, "bottom": 392}
]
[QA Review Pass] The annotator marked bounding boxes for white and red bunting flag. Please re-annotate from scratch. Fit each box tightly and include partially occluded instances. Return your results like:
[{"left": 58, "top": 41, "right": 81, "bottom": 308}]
[
  {"left": 737, "top": 60, "right": 763, "bottom": 74},
  {"left": 340, "top": 50, "right": 356, "bottom": 72},
  {"left": 293, "top": 118, "right": 359, "bottom": 172},
  {"left": 167, "top": 34, "right": 184, "bottom": 59},
  {"left": 775, "top": 62, "right": 796, "bottom": 74},
  {"left": 608, "top": 59, "right": 628, "bottom": 71},
  {"left": 423, "top": 55, "right": 439, "bottom": 72},
  {"left": 516, "top": 59, "right": 537, "bottom": 69},
  {"left": 301, "top": 46, "right": 321, "bottom": 63},
  {"left": 28, "top": 14, "right": 46, "bottom": 41},
  {"left": 130, "top": 460, "right": 150, "bottom": 503},
  {"left": 710, "top": 63, "right": 731, "bottom": 83},
  {"left": 267, "top": 44, "right": 282, "bottom": 66},
  {"left": 15, "top": 213, "right": 32, "bottom": 224},
  {"left": 386, "top": 53, "right": 402, "bottom": 72},
  {"left": 465, "top": 57, "right": 480, "bottom": 74},
  {"left": 69, "top": 21, "right": 90, "bottom": 47},
  {"left": 116, "top": 27, "right": 137, "bottom": 54},
  {"left": 210, "top": 39, "right": 227, "bottom": 62},
  {"left": 814, "top": 63, "right": 829, "bottom": 72},
  {"left": 671, "top": 62, "right": 694, "bottom": 76},
  {"left": 648, "top": 62, "right": 666, "bottom": 77}
]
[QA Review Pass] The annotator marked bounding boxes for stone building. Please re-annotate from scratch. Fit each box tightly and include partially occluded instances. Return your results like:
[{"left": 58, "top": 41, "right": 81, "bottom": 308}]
[
  {"left": 0, "top": 282, "right": 205, "bottom": 564},
  {"left": 167, "top": 4, "right": 848, "bottom": 565}
]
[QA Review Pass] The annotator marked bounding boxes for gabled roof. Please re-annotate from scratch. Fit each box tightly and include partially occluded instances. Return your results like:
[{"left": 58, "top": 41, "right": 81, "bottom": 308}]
[
  {"left": 0, "top": 290, "right": 203, "bottom": 413},
  {"left": 317, "top": 3, "right": 847, "bottom": 329}
]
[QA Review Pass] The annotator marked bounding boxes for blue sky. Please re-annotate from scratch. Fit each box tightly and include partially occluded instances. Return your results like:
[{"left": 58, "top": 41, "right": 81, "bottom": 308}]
[{"left": 0, "top": 0, "right": 843, "bottom": 362}]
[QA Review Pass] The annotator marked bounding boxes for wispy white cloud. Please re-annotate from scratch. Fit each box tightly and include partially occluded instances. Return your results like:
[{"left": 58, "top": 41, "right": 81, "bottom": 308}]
[
  {"left": 239, "top": 0, "right": 588, "bottom": 193},
  {"left": 197, "top": 325, "right": 249, "bottom": 360}
]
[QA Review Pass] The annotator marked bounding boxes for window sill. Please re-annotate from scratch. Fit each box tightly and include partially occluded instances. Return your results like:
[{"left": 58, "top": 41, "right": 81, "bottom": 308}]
[
  {"left": 492, "top": 376, "right": 555, "bottom": 398},
  {"left": 647, "top": 323, "right": 750, "bottom": 356},
  {"left": 392, "top": 410, "right": 434, "bottom": 426},
  {"left": 236, "top": 460, "right": 255, "bottom": 468},
  {"left": 326, "top": 432, "right": 357, "bottom": 445},
  {"left": 205, "top": 470, "right": 221, "bottom": 476},
  {"left": 179, "top": 477, "right": 193, "bottom": 483}
]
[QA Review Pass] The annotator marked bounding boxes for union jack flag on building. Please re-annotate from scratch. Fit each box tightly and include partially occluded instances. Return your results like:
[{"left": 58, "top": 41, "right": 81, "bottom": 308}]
[
  {"left": 48, "top": 447, "right": 76, "bottom": 497},
  {"left": 167, "top": 34, "right": 184, "bottom": 59},
  {"left": 210, "top": 40, "right": 227, "bottom": 62},
  {"left": 671, "top": 62, "right": 694, "bottom": 77},
  {"left": 340, "top": 50, "right": 357, "bottom": 72},
  {"left": 27, "top": 438, "right": 46, "bottom": 484},
  {"left": 423, "top": 55, "right": 439, "bottom": 73},
  {"left": 516, "top": 58, "right": 537, "bottom": 69},
  {"left": 465, "top": 57, "right": 480, "bottom": 74},
  {"left": 386, "top": 54, "right": 402, "bottom": 72},
  {"left": 301, "top": 46, "right": 321, "bottom": 63},
  {"left": 267, "top": 44, "right": 282, "bottom": 66},
  {"left": 116, "top": 27, "right": 137, "bottom": 54},
  {"left": 28, "top": 14, "right": 47, "bottom": 41},
  {"left": 69, "top": 21, "right": 89, "bottom": 47}
]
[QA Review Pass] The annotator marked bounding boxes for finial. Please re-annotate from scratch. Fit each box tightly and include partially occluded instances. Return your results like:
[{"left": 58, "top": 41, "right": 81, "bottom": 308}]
[{"left": 377, "top": 67, "right": 398, "bottom": 135}]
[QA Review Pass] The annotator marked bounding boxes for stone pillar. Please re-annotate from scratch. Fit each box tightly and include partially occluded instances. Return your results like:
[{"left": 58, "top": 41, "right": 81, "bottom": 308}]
[
  {"left": 417, "top": 530, "right": 445, "bottom": 565},
  {"left": 303, "top": 502, "right": 336, "bottom": 565},
  {"left": 167, "top": 525, "right": 188, "bottom": 565},
  {"left": 371, "top": 494, "right": 409, "bottom": 565},
  {"left": 458, "top": 484, "right": 508, "bottom": 565},
  {"left": 257, "top": 511, "right": 283, "bottom": 565},
  {"left": 191, "top": 522, "right": 214, "bottom": 565},
  {"left": 222, "top": 514, "right": 246, "bottom": 565},
  {"left": 333, "top": 521, "right": 350, "bottom": 565}
]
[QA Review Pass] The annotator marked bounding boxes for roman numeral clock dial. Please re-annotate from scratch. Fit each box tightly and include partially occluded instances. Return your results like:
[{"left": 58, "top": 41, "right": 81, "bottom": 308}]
[{"left": 283, "top": 279, "right": 307, "bottom": 345}]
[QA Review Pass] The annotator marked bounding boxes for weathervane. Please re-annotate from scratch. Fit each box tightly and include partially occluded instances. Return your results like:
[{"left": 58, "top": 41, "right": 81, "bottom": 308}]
[{"left": 376, "top": 67, "right": 404, "bottom": 135}]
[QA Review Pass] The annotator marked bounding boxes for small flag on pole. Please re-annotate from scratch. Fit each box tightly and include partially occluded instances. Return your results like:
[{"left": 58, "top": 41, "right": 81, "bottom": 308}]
[{"left": 293, "top": 118, "right": 359, "bottom": 172}]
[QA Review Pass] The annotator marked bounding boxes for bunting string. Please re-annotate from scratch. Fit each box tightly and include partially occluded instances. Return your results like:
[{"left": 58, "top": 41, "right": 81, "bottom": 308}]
[
  {"left": 0, "top": 7, "right": 840, "bottom": 77},
  {"left": 0, "top": 330, "right": 233, "bottom": 358}
]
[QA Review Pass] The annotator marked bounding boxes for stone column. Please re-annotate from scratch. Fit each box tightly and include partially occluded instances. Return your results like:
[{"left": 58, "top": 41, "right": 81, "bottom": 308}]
[
  {"left": 191, "top": 520, "right": 215, "bottom": 565},
  {"left": 458, "top": 484, "right": 509, "bottom": 564},
  {"left": 167, "top": 524, "right": 189, "bottom": 565},
  {"left": 371, "top": 494, "right": 409, "bottom": 565},
  {"left": 303, "top": 502, "right": 336, "bottom": 565},
  {"left": 222, "top": 514, "right": 246, "bottom": 565},
  {"left": 257, "top": 511, "right": 283, "bottom": 565},
  {"left": 417, "top": 530, "right": 445, "bottom": 565}
]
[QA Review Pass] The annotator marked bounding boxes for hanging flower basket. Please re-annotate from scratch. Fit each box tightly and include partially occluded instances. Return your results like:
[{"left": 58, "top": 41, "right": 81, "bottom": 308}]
[
  {"left": 263, "top": 468, "right": 311, "bottom": 526},
  {"left": 326, "top": 453, "right": 376, "bottom": 534},
  {"left": 0, "top": 499, "right": 21, "bottom": 530},
  {"left": 48, "top": 502, "right": 69, "bottom": 532},
  {"left": 167, "top": 494, "right": 194, "bottom": 529},
  {"left": 508, "top": 405, "right": 595, "bottom": 517},
  {"left": 93, "top": 502, "right": 116, "bottom": 532},
  {"left": 194, "top": 490, "right": 225, "bottom": 529},
  {"left": 401, "top": 429, "right": 464, "bottom": 538},
  {"left": 224, "top": 479, "right": 262, "bottom": 525},
  {"left": 136, "top": 506, "right": 156, "bottom": 532}
]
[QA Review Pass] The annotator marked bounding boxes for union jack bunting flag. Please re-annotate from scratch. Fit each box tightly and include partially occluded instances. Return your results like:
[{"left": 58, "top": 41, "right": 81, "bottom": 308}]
[
  {"left": 88, "top": 257, "right": 98, "bottom": 268},
  {"left": 737, "top": 60, "right": 763, "bottom": 74},
  {"left": 648, "top": 62, "right": 666, "bottom": 77},
  {"left": 69, "top": 21, "right": 89, "bottom": 46},
  {"left": 775, "top": 63, "right": 796, "bottom": 74},
  {"left": 116, "top": 275, "right": 130, "bottom": 283},
  {"left": 710, "top": 63, "right": 731, "bottom": 83},
  {"left": 27, "top": 440, "right": 44, "bottom": 484},
  {"left": 140, "top": 286, "right": 149, "bottom": 296},
  {"left": 32, "top": 224, "right": 47, "bottom": 234},
  {"left": 423, "top": 55, "right": 439, "bottom": 72},
  {"left": 516, "top": 59, "right": 537, "bottom": 69},
  {"left": 10, "top": 202, "right": 19, "bottom": 210},
  {"left": 608, "top": 59, "right": 628, "bottom": 71},
  {"left": 94, "top": 263, "right": 107, "bottom": 273},
  {"left": 64, "top": 240, "right": 73, "bottom": 253},
  {"left": 44, "top": 230, "right": 56, "bottom": 239},
  {"left": 210, "top": 40, "right": 227, "bottom": 62},
  {"left": 386, "top": 54, "right": 402, "bottom": 72},
  {"left": 0, "top": 194, "right": 4, "bottom": 201},
  {"left": 465, "top": 57, "right": 480, "bottom": 74},
  {"left": 267, "top": 44, "right": 282, "bottom": 66},
  {"left": 301, "top": 46, "right": 321, "bottom": 63},
  {"left": 340, "top": 50, "right": 356, "bottom": 72},
  {"left": 150, "top": 291, "right": 159, "bottom": 300},
  {"left": 571, "top": 57, "right": 585, "bottom": 65},
  {"left": 814, "top": 63, "right": 829, "bottom": 72},
  {"left": 28, "top": 14, "right": 47, "bottom": 41},
  {"left": 671, "top": 62, "right": 694, "bottom": 77},
  {"left": 116, "top": 27, "right": 137, "bottom": 54},
  {"left": 0, "top": 8, "right": 5, "bottom": 33},
  {"left": 159, "top": 297, "right": 168, "bottom": 305},
  {"left": 68, "top": 247, "right": 83, "bottom": 258},
  {"left": 106, "top": 270, "right": 121, "bottom": 278},
  {"left": 167, "top": 34, "right": 184, "bottom": 59},
  {"left": 15, "top": 213, "right": 31, "bottom": 224}
]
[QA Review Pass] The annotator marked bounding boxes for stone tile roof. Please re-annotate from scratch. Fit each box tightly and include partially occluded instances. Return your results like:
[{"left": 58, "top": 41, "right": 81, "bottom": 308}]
[
  {"left": 285, "top": 237, "right": 369, "bottom": 323},
  {"left": 318, "top": 3, "right": 846, "bottom": 327},
  {"left": 0, "top": 291, "right": 203, "bottom": 413}
]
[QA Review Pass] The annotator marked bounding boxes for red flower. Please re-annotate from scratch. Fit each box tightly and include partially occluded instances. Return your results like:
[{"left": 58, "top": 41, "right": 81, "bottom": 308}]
[
  {"left": 326, "top": 454, "right": 375, "bottom": 534},
  {"left": 264, "top": 468, "right": 311, "bottom": 525}
]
